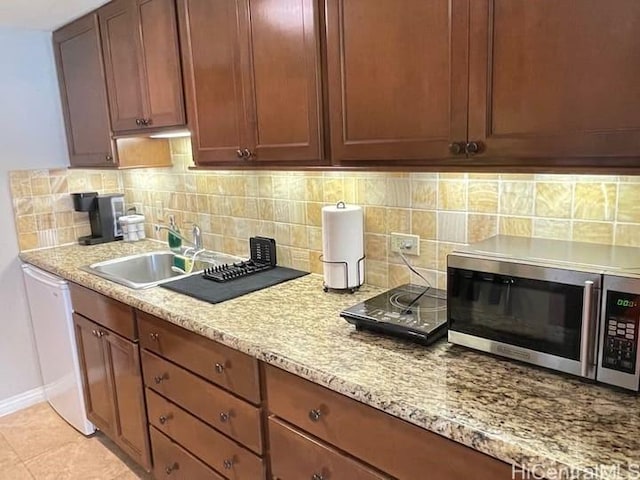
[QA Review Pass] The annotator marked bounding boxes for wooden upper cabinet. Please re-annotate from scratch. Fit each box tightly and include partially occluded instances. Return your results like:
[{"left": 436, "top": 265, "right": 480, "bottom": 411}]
[
  {"left": 99, "top": 0, "right": 185, "bottom": 134},
  {"left": 178, "top": 0, "right": 246, "bottom": 163},
  {"left": 243, "top": 0, "right": 323, "bottom": 163},
  {"left": 468, "top": 0, "right": 640, "bottom": 165},
  {"left": 326, "top": 0, "right": 469, "bottom": 164},
  {"left": 178, "top": 0, "right": 323, "bottom": 165},
  {"left": 137, "top": 0, "right": 185, "bottom": 129},
  {"left": 53, "top": 14, "right": 117, "bottom": 168}
]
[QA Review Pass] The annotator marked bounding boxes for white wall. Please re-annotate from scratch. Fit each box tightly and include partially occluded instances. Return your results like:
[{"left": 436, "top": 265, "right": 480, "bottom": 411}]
[{"left": 0, "top": 27, "right": 68, "bottom": 403}]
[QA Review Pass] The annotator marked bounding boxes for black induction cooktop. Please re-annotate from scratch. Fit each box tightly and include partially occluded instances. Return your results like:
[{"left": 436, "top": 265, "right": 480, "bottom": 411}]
[{"left": 340, "top": 283, "right": 447, "bottom": 345}]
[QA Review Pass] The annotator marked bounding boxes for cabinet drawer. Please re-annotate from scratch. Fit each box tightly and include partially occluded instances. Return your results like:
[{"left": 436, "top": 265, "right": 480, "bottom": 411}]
[
  {"left": 265, "top": 365, "right": 512, "bottom": 480},
  {"left": 150, "top": 426, "right": 224, "bottom": 480},
  {"left": 138, "top": 311, "right": 260, "bottom": 403},
  {"left": 70, "top": 283, "right": 136, "bottom": 340},
  {"left": 269, "top": 417, "right": 387, "bottom": 480},
  {"left": 147, "top": 389, "right": 265, "bottom": 479},
  {"left": 142, "top": 350, "right": 263, "bottom": 454}
]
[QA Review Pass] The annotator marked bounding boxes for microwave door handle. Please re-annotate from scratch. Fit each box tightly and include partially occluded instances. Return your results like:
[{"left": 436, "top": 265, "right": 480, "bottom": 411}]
[
  {"left": 580, "top": 280, "right": 595, "bottom": 377},
  {"left": 504, "top": 278, "right": 514, "bottom": 316}
]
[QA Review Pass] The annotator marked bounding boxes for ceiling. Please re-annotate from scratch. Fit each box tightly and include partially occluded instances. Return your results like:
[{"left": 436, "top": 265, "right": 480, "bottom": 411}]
[{"left": 0, "top": 0, "right": 110, "bottom": 31}]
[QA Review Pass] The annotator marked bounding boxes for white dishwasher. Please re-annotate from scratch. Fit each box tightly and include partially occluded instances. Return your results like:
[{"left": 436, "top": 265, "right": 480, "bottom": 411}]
[{"left": 22, "top": 264, "right": 95, "bottom": 435}]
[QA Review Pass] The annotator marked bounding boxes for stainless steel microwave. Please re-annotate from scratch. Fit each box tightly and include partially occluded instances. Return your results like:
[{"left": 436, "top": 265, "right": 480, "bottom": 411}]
[{"left": 447, "top": 236, "right": 640, "bottom": 392}]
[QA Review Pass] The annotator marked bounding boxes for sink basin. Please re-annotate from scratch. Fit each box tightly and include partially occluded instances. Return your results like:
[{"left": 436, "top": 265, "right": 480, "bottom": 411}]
[{"left": 81, "top": 251, "right": 238, "bottom": 289}]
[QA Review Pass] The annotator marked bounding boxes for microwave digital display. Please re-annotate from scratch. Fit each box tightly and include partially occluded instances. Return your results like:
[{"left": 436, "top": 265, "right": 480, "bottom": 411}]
[{"left": 616, "top": 298, "right": 638, "bottom": 308}]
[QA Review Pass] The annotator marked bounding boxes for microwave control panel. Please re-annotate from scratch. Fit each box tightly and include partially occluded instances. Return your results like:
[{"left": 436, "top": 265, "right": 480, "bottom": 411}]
[{"left": 603, "top": 291, "right": 638, "bottom": 374}]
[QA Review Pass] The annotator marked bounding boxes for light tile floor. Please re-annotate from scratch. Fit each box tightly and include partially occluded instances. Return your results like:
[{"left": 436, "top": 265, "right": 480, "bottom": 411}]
[{"left": 0, "top": 403, "right": 151, "bottom": 480}]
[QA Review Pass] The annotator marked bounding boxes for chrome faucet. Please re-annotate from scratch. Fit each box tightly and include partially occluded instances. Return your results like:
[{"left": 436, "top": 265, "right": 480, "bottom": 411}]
[
  {"left": 191, "top": 224, "right": 203, "bottom": 251},
  {"left": 154, "top": 223, "right": 203, "bottom": 251}
]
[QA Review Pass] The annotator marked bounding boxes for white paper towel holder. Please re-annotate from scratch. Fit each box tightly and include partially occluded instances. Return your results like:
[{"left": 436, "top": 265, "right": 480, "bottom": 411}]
[
  {"left": 320, "top": 254, "right": 365, "bottom": 293},
  {"left": 320, "top": 201, "right": 365, "bottom": 294}
]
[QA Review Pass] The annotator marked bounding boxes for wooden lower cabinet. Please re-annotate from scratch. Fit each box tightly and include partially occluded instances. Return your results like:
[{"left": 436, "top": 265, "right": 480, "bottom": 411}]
[
  {"left": 70, "top": 286, "right": 150, "bottom": 471},
  {"left": 139, "top": 311, "right": 266, "bottom": 478},
  {"left": 147, "top": 389, "right": 265, "bottom": 478},
  {"left": 265, "top": 364, "right": 513, "bottom": 480},
  {"left": 73, "top": 313, "right": 116, "bottom": 435},
  {"left": 73, "top": 312, "right": 150, "bottom": 470},
  {"left": 138, "top": 311, "right": 261, "bottom": 404},
  {"left": 141, "top": 350, "right": 263, "bottom": 454}
]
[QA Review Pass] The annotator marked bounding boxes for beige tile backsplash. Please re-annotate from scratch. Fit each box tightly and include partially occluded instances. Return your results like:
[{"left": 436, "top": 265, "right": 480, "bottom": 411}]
[
  {"left": 9, "top": 138, "right": 640, "bottom": 289},
  {"left": 9, "top": 169, "right": 123, "bottom": 251}
]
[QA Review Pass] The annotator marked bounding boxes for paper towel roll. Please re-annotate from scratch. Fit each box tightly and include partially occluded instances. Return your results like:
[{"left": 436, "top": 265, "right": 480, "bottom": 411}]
[{"left": 322, "top": 202, "right": 364, "bottom": 289}]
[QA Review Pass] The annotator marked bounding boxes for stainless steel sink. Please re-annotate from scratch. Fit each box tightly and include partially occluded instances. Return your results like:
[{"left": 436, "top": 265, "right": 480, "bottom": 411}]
[{"left": 81, "top": 250, "right": 239, "bottom": 289}]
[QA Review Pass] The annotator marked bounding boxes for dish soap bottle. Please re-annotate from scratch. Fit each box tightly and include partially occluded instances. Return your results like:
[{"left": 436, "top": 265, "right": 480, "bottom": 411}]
[{"left": 167, "top": 215, "right": 182, "bottom": 253}]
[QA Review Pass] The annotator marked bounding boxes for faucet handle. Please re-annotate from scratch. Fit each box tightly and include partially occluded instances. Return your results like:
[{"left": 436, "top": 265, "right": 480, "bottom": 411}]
[{"left": 192, "top": 224, "right": 203, "bottom": 250}]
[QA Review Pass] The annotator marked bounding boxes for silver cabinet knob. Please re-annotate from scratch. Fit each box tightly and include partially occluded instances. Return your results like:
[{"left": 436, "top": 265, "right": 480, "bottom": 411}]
[
  {"left": 312, "top": 474, "right": 324, "bottom": 480},
  {"left": 105, "top": 154, "right": 113, "bottom": 163},
  {"left": 165, "top": 462, "right": 179, "bottom": 474},
  {"left": 309, "top": 409, "right": 322, "bottom": 422},
  {"left": 219, "top": 412, "right": 230, "bottom": 423},
  {"left": 242, "top": 148, "right": 252, "bottom": 159},
  {"left": 149, "top": 332, "right": 159, "bottom": 341},
  {"left": 96, "top": 330, "right": 106, "bottom": 337},
  {"left": 135, "top": 119, "right": 142, "bottom": 126},
  {"left": 236, "top": 149, "right": 244, "bottom": 158},
  {"left": 91, "top": 329, "right": 98, "bottom": 337},
  {"left": 159, "top": 413, "right": 173, "bottom": 424},
  {"left": 223, "top": 459, "right": 234, "bottom": 470},
  {"left": 214, "top": 363, "right": 225, "bottom": 374},
  {"left": 154, "top": 373, "right": 168, "bottom": 384}
]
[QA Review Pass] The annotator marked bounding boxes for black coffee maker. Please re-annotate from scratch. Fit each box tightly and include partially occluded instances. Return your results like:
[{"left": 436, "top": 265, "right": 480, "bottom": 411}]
[{"left": 71, "top": 192, "right": 125, "bottom": 245}]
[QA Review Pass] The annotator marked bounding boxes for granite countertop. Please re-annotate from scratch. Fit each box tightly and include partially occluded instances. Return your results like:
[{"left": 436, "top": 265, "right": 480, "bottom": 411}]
[{"left": 20, "top": 241, "right": 640, "bottom": 480}]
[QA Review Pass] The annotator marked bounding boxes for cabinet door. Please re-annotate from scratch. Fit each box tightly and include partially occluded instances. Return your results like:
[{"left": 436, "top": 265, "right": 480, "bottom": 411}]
[
  {"left": 53, "top": 14, "right": 116, "bottom": 168},
  {"left": 325, "top": 0, "right": 469, "bottom": 163},
  {"left": 137, "top": 0, "right": 185, "bottom": 129},
  {"left": 468, "top": 0, "right": 640, "bottom": 166},
  {"left": 100, "top": 0, "right": 146, "bottom": 132},
  {"left": 178, "top": 0, "right": 248, "bottom": 163},
  {"left": 103, "top": 331, "right": 151, "bottom": 471},
  {"left": 242, "top": 0, "right": 323, "bottom": 163},
  {"left": 72, "top": 314, "right": 116, "bottom": 436}
]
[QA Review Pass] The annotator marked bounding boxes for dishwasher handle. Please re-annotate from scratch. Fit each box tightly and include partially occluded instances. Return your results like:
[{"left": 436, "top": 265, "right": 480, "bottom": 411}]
[{"left": 22, "top": 264, "right": 67, "bottom": 289}]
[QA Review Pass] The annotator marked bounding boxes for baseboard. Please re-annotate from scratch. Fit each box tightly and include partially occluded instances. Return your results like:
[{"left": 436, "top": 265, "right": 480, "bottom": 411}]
[{"left": 0, "top": 387, "right": 45, "bottom": 418}]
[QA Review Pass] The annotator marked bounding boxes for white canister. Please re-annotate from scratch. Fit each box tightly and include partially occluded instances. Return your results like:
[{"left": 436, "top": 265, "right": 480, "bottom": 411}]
[
  {"left": 118, "top": 214, "right": 146, "bottom": 242},
  {"left": 321, "top": 202, "right": 364, "bottom": 289}
]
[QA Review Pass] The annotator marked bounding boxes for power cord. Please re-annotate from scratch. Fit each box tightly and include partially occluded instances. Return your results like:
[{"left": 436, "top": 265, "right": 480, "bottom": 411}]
[{"left": 398, "top": 247, "right": 432, "bottom": 314}]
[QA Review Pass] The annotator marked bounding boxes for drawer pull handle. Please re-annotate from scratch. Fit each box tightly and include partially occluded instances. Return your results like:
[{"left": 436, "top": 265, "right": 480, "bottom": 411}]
[
  {"left": 165, "top": 462, "right": 179, "bottom": 474},
  {"left": 97, "top": 330, "right": 106, "bottom": 337},
  {"left": 154, "top": 373, "right": 169, "bottom": 384},
  {"left": 219, "top": 412, "right": 230, "bottom": 423},
  {"left": 91, "top": 329, "right": 98, "bottom": 337},
  {"left": 159, "top": 413, "right": 173, "bottom": 425},
  {"left": 309, "top": 409, "right": 322, "bottom": 422},
  {"left": 312, "top": 474, "right": 324, "bottom": 480},
  {"left": 214, "top": 362, "right": 225, "bottom": 374},
  {"left": 223, "top": 459, "right": 234, "bottom": 470},
  {"left": 149, "top": 332, "right": 159, "bottom": 341}
]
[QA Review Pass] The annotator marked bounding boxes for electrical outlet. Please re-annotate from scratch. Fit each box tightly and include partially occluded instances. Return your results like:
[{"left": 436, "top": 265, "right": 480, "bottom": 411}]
[
  {"left": 154, "top": 200, "right": 164, "bottom": 219},
  {"left": 390, "top": 233, "right": 420, "bottom": 256}
]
